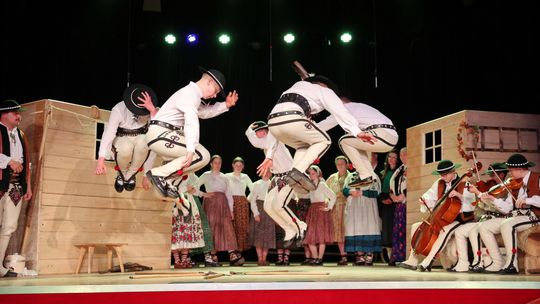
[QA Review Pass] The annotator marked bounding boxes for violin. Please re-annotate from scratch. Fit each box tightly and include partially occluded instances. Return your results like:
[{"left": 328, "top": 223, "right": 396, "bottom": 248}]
[{"left": 487, "top": 177, "right": 523, "bottom": 198}]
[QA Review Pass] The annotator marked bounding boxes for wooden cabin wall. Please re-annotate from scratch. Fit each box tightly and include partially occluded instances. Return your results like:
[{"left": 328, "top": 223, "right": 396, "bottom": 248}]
[
  {"left": 406, "top": 111, "right": 466, "bottom": 253},
  {"left": 20, "top": 100, "right": 171, "bottom": 274}
]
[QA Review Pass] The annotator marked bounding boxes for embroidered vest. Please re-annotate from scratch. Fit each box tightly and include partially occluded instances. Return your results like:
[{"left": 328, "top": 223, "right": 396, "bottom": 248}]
[
  {"left": 511, "top": 172, "right": 540, "bottom": 217},
  {"left": 0, "top": 124, "right": 29, "bottom": 193}
]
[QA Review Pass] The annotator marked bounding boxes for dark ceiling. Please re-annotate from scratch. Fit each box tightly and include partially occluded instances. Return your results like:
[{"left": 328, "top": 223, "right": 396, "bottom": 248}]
[{"left": 1, "top": 0, "right": 538, "bottom": 174}]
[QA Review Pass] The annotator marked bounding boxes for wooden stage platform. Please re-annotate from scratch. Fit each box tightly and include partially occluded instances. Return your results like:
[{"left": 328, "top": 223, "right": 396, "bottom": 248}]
[{"left": 1, "top": 263, "right": 539, "bottom": 304}]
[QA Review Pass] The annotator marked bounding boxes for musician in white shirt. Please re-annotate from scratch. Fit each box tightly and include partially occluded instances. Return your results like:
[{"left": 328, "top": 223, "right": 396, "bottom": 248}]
[{"left": 145, "top": 67, "right": 238, "bottom": 198}]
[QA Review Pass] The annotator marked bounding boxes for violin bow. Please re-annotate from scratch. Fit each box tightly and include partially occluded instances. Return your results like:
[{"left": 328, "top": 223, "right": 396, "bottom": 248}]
[{"left": 471, "top": 151, "right": 481, "bottom": 182}]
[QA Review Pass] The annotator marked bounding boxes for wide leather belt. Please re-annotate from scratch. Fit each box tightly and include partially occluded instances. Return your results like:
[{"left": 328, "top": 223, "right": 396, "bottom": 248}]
[
  {"left": 268, "top": 110, "right": 305, "bottom": 120},
  {"left": 275, "top": 93, "right": 311, "bottom": 117},
  {"left": 116, "top": 125, "right": 148, "bottom": 137},
  {"left": 149, "top": 120, "right": 184, "bottom": 131},
  {"left": 363, "top": 124, "right": 396, "bottom": 131}
]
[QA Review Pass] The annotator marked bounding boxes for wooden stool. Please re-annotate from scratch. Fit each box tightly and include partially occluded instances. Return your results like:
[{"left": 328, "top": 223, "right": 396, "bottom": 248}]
[{"left": 74, "top": 243, "right": 128, "bottom": 274}]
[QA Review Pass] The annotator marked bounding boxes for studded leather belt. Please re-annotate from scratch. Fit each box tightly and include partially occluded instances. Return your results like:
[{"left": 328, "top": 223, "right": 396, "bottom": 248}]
[{"left": 149, "top": 120, "right": 184, "bottom": 131}]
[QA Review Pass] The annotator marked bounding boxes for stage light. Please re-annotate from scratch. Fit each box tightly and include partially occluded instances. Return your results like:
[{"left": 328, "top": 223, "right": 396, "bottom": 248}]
[
  {"left": 218, "top": 34, "right": 230, "bottom": 45},
  {"left": 340, "top": 32, "right": 352, "bottom": 43},
  {"left": 186, "top": 34, "right": 198, "bottom": 44},
  {"left": 283, "top": 33, "right": 295, "bottom": 44},
  {"left": 164, "top": 34, "right": 176, "bottom": 44}
]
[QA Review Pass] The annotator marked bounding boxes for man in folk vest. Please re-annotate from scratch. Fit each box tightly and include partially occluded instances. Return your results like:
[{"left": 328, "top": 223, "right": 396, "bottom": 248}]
[
  {"left": 0, "top": 100, "right": 32, "bottom": 277},
  {"left": 497, "top": 154, "right": 539, "bottom": 274},
  {"left": 397, "top": 160, "right": 476, "bottom": 272}
]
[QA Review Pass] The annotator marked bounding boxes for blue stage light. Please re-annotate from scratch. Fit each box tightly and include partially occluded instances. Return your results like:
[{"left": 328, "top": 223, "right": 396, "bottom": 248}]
[{"left": 186, "top": 34, "right": 198, "bottom": 44}]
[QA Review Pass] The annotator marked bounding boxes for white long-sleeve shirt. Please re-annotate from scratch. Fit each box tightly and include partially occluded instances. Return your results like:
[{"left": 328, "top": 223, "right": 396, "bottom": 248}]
[
  {"left": 266, "top": 81, "right": 361, "bottom": 159},
  {"left": 0, "top": 124, "right": 24, "bottom": 169},
  {"left": 225, "top": 172, "right": 253, "bottom": 196},
  {"left": 493, "top": 171, "right": 540, "bottom": 212},
  {"left": 245, "top": 126, "right": 293, "bottom": 174},
  {"left": 317, "top": 102, "right": 397, "bottom": 138},
  {"left": 97, "top": 102, "right": 150, "bottom": 158},
  {"left": 197, "top": 171, "right": 234, "bottom": 212},
  {"left": 248, "top": 179, "right": 271, "bottom": 217},
  {"left": 420, "top": 176, "right": 476, "bottom": 213},
  {"left": 152, "top": 82, "right": 229, "bottom": 152},
  {"left": 309, "top": 179, "right": 337, "bottom": 210}
]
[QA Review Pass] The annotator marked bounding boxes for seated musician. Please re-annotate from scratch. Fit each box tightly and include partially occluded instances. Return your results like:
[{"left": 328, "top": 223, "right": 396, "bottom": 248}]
[
  {"left": 398, "top": 160, "right": 476, "bottom": 272},
  {"left": 451, "top": 162, "right": 508, "bottom": 272},
  {"left": 480, "top": 154, "right": 539, "bottom": 274}
]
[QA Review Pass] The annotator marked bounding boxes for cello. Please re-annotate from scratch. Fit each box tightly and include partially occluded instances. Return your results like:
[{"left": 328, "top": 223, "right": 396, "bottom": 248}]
[{"left": 411, "top": 162, "right": 481, "bottom": 256}]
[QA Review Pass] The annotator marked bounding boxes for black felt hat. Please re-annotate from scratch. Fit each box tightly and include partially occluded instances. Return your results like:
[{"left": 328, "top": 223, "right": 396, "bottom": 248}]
[
  {"left": 198, "top": 66, "right": 226, "bottom": 98},
  {"left": 505, "top": 154, "right": 536, "bottom": 168},
  {"left": 432, "top": 160, "right": 461, "bottom": 175},
  {"left": 0, "top": 99, "right": 24, "bottom": 113},
  {"left": 251, "top": 121, "right": 268, "bottom": 132},
  {"left": 305, "top": 75, "right": 340, "bottom": 95},
  {"left": 122, "top": 84, "right": 158, "bottom": 116}
]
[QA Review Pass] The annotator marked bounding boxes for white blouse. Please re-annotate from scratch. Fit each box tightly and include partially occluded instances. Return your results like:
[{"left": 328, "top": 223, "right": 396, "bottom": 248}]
[
  {"left": 247, "top": 179, "right": 271, "bottom": 217},
  {"left": 309, "top": 179, "right": 337, "bottom": 210},
  {"left": 197, "top": 171, "right": 234, "bottom": 212},
  {"left": 225, "top": 172, "right": 253, "bottom": 196}
]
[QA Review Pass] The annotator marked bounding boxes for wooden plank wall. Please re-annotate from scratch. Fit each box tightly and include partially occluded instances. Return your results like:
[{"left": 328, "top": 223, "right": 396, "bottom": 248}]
[
  {"left": 23, "top": 100, "right": 172, "bottom": 274},
  {"left": 405, "top": 111, "right": 466, "bottom": 254}
]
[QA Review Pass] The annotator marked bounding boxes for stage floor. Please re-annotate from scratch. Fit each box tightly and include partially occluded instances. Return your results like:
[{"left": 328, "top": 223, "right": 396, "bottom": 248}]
[{"left": 1, "top": 262, "right": 539, "bottom": 294}]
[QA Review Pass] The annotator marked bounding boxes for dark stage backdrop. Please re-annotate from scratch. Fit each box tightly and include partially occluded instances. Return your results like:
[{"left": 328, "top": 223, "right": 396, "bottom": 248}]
[{"left": 1, "top": 0, "right": 538, "bottom": 179}]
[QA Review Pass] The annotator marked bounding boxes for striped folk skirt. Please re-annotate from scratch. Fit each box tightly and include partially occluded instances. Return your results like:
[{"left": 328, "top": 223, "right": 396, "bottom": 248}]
[
  {"left": 303, "top": 202, "right": 334, "bottom": 245},
  {"left": 249, "top": 200, "right": 276, "bottom": 249},
  {"left": 331, "top": 198, "right": 347, "bottom": 243},
  {"left": 203, "top": 192, "right": 238, "bottom": 252},
  {"left": 233, "top": 195, "right": 251, "bottom": 251}
]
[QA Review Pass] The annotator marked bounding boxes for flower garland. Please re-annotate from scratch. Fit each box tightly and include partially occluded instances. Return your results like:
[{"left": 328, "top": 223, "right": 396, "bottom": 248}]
[{"left": 457, "top": 120, "right": 480, "bottom": 161}]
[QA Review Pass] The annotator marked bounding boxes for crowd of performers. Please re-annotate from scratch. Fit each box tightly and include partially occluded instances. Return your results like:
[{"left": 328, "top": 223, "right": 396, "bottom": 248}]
[{"left": 1, "top": 65, "right": 538, "bottom": 278}]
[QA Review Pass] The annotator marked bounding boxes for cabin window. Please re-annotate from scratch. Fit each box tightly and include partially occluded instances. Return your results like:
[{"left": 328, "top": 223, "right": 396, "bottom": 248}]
[{"left": 424, "top": 129, "right": 442, "bottom": 164}]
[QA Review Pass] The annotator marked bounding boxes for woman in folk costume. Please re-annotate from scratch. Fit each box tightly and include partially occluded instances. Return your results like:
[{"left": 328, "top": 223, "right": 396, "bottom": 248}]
[
  {"left": 326, "top": 155, "right": 351, "bottom": 266},
  {"left": 378, "top": 150, "right": 400, "bottom": 265},
  {"left": 95, "top": 84, "right": 158, "bottom": 192},
  {"left": 225, "top": 157, "right": 254, "bottom": 253},
  {"left": 343, "top": 171, "right": 382, "bottom": 266},
  {"left": 196, "top": 155, "right": 244, "bottom": 266},
  {"left": 248, "top": 170, "right": 275, "bottom": 266},
  {"left": 303, "top": 165, "right": 336, "bottom": 265},
  {"left": 389, "top": 147, "right": 407, "bottom": 264},
  {"left": 170, "top": 173, "right": 205, "bottom": 268}
]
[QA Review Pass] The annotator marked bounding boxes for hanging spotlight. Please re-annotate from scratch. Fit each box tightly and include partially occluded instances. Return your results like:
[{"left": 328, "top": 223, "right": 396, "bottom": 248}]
[
  {"left": 340, "top": 32, "right": 352, "bottom": 43},
  {"left": 164, "top": 34, "right": 176, "bottom": 44},
  {"left": 218, "top": 34, "right": 231, "bottom": 45},
  {"left": 283, "top": 33, "right": 295, "bottom": 44},
  {"left": 186, "top": 33, "right": 198, "bottom": 44}
]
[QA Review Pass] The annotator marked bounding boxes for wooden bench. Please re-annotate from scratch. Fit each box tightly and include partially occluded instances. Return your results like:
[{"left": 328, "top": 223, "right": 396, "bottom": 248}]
[{"left": 74, "top": 243, "right": 127, "bottom": 274}]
